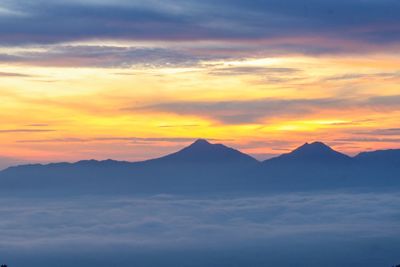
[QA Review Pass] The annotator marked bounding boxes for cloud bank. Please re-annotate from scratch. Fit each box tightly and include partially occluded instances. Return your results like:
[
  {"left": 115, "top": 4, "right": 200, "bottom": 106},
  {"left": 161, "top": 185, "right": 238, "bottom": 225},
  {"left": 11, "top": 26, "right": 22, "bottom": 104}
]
[
  {"left": 0, "top": 192, "right": 400, "bottom": 266},
  {"left": 1, "top": 0, "right": 400, "bottom": 46},
  {"left": 0, "top": 0, "right": 399, "bottom": 69}
]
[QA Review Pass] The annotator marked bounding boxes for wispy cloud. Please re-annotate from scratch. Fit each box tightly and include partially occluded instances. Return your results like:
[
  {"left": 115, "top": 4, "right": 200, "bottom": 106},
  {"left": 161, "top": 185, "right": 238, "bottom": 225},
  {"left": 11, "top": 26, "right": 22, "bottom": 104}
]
[
  {"left": 335, "top": 137, "right": 400, "bottom": 143},
  {"left": 0, "top": 71, "right": 33, "bottom": 77},
  {"left": 208, "top": 66, "right": 300, "bottom": 76},
  {"left": 355, "top": 128, "right": 400, "bottom": 136},
  {"left": 24, "top": 124, "right": 50, "bottom": 127},
  {"left": 0, "top": 45, "right": 215, "bottom": 68},
  {"left": 129, "top": 95, "right": 400, "bottom": 124},
  {"left": 324, "top": 71, "right": 400, "bottom": 81},
  {"left": 130, "top": 98, "right": 343, "bottom": 124},
  {"left": 0, "top": 129, "right": 55, "bottom": 133}
]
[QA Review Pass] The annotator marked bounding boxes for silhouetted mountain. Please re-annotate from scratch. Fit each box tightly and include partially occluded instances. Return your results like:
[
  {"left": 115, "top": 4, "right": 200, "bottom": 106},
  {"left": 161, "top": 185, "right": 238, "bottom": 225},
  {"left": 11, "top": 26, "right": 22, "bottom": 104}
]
[
  {"left": 0, "top": 140, "right": 399, "bottom": 196},
  {"left": 355, "top": 149, "right": 400, "bottom": 166},
  {"left": 351, "top": 149, "right": 400, "bottom": 187},
  {"left": 147, "top": 139, "right": 257, "bottom": 164},
  {"left": 133, "top": 139, "right": 258, "bottom": 193},
  {"left": 265, "top": 142, "right": 351, "bottom": 164},
  {"left": 0, "top": 139, "right": 257, "bottom": 195},
  {"left": 256, "top": 142, "right": 354, "bottom": 191}
]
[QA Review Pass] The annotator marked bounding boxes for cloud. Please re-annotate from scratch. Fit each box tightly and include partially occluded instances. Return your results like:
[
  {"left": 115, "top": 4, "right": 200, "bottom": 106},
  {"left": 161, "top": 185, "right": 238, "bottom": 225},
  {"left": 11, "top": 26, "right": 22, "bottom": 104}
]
[
  {"left": 324, "top": 71, "right": 400, "bottom": 81},
  {"left": 158, "top": 124, "right": 200, "bottom": 128},
  {"left": 129, "top": 95, "right": 400, "bottom": 124},
  {"left": 0, "top": 45, "right": 216, "bottom": 68},
  {"left": 130, "top": 98, "right": 345, "bottom": 124},
  {"left": 0, "top": 129, "right": 55, "bottom": 133},
  {"left": 366, "top": 94, "right": 400, "bottom": 108},
  {"left": 0, "top": 0, "right": 399, "bottom": 56},
  {"left": 0, "top": 192, "right": 399, "bottom": 266},
  {"left": 0, "top": 71, "right": 33, "bottom": 77},
  {"left": 25, "top": 124, "right": 50, "bottom": 127},
  {"left": 355, "top": 128, "right": 400, "bottom": 136},
  {"left": 208, "top": 66, "right": 300, "bottom": 76},
  {"left": 335, "top": 137, "right": 400, "bottom": 143}
]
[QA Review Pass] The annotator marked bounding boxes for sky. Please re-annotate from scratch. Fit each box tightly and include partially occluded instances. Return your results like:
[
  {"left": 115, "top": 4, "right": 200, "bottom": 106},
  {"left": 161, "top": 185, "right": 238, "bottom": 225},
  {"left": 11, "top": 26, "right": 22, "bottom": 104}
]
[{"left": 0, "top": 0, "right": 400, "bottom": 167}]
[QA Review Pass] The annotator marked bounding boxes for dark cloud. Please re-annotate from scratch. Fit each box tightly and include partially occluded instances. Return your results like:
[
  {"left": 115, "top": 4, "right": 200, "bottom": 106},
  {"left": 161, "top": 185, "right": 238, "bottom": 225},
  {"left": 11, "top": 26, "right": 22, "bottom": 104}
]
[
  {"left": 0, "top": 0, "right": 399, "bottom": 53},
  {"left": 0, "top": 1, "right": 196, "bottom": 44}
]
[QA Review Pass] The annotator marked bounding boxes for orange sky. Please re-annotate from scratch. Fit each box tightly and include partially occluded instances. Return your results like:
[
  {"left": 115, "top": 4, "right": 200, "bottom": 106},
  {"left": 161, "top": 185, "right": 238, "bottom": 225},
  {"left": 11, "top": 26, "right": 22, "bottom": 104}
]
[
  {"left": 1, "top": 1, "right": 400, "bottom": 168},
  {"left": 1, "top": 48, "right": 399, "bottom": 167}
]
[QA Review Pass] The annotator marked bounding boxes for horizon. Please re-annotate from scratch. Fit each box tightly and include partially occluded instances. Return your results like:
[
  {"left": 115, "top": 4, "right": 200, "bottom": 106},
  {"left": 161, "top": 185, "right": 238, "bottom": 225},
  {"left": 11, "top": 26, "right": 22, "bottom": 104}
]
[{"left": 2, "top": 138, "right": 398, "bottom": 170}]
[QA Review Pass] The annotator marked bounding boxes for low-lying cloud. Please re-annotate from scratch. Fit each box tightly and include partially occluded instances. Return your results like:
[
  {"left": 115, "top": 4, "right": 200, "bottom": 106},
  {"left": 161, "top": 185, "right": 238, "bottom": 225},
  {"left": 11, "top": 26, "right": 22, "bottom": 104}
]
[{"left": 0, "top": 192, "right": 399, "bottom": 266}]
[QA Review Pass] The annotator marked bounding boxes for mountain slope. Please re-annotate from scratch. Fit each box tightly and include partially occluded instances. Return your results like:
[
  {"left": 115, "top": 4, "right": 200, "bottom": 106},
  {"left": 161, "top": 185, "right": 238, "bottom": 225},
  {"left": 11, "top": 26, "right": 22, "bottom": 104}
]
[
  {"left": 354, "top": 149, "right": 400, "bottom": 165},
  {"left": 265, "top": 142, "right": 351, "bottom": 164},
  {"left": 146, "top": 139, "right": 257, "bottom": 164},
  {"left": 256, "top": 142, "right": 354, "bottom": 190},
  {"left": 0, "top": 140, "right": 399, "bottom": 195},
  {"left": 0, "top": 139, "right": 257, "bottom": 195},
  {"left": 352, "top": 149, "right": 400, "bottom": 186}
]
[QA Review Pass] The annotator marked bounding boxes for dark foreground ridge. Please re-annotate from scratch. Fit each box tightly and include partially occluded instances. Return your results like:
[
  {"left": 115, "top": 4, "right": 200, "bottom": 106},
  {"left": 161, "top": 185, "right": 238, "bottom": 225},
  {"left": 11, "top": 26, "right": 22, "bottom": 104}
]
[{"left": 0, "top": 139, "right": 399, "bottom": 196}]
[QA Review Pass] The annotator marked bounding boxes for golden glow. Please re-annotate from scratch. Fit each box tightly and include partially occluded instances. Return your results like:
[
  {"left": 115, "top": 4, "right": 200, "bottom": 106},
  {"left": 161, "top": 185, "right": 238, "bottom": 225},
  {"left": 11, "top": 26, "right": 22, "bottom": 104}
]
[{"left": 1, "top": 48, "right": 400, "bottom": 164}]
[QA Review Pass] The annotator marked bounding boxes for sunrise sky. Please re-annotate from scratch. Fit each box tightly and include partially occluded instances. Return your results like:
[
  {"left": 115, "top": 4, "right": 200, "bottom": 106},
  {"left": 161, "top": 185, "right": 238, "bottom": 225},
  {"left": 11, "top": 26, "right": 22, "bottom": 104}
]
[{"left": 0, "top": 0, "right": 399, "bottom": 168}]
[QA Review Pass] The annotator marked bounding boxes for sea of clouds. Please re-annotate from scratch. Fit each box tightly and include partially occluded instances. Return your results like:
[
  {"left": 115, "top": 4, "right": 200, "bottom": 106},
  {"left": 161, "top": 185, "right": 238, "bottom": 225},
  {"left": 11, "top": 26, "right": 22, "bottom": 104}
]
[{"left": 0, "top": 192, "right": 399, "bottom": 266}]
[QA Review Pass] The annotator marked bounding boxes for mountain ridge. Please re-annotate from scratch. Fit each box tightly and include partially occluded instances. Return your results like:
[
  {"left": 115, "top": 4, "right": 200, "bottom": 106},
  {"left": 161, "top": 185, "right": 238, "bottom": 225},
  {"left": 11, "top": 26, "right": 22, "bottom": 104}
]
[{"left": 0, "top": 139, "right": 399, "bottom": 195}]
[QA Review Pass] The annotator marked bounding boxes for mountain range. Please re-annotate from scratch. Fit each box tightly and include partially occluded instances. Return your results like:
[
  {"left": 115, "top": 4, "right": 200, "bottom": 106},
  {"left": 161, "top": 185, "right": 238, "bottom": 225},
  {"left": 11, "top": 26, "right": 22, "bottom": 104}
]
[{"left": 0, "top": 139, "right": 399, "bottom": 196}]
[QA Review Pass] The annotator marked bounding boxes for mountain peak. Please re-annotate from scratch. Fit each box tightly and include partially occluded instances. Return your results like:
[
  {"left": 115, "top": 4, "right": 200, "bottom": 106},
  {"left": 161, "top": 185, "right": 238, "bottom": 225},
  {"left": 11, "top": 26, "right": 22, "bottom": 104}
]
[
  {"left": 152, "top": 139, "right": 257, "bottom": 164},
  {"left": 296, "top": 141, "right": 333, "bottom": 152},
  {"left": 191, "top": 139, "right": 212, "bottom": 146},
  {"left": 266, "top": 141, "right": 350, "bottom": 163},
  {"left": 292, "top": 141, "right": 348, "bottom": 157}
]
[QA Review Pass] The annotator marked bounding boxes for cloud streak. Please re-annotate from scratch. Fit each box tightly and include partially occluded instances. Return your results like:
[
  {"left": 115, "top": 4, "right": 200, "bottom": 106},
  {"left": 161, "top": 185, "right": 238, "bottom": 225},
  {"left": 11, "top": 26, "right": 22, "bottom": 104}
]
[
  {"left": 0, "top": 45, "right": 216, "bottom": 68},
  {"left": 0, "top": 71, "right": 33, "bottom": 77},
  {"left": 0, "top": 129, "right": 55, "bottom": 133},
  {"left": 130, "top": 95, "right": 400, "bottom": 124}
]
